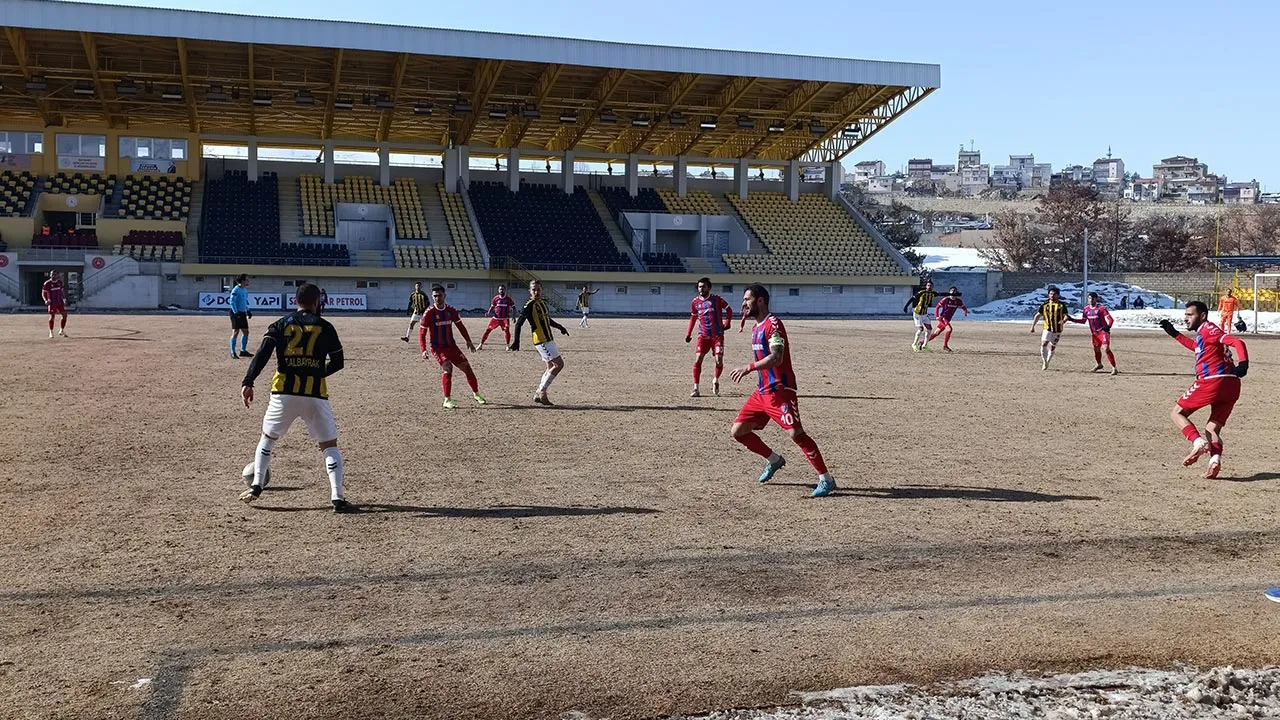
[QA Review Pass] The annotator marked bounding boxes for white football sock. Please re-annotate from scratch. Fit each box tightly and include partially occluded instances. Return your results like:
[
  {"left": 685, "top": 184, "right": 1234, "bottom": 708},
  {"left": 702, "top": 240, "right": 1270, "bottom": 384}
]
[
  {"left": 323, "top": 447, "right": 344, "bottom": 501},
  {"left": 254, "top": 435, "right": 275, "bottom": 489},
  {"left": 537, "top": 369, "right": 556, "bottom": 394}
]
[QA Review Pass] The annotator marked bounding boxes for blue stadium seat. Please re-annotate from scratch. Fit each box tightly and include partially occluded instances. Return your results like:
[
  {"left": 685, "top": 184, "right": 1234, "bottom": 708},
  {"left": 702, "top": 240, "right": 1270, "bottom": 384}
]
[
  {"left": 598, "top": 186, "right": 665, "bottom": 220},
  {"left": 201, "top": 171, "right": 350, "bottom": 266},
  {"left": 468, "top": 181, "right": 632, "bottom": 271}
]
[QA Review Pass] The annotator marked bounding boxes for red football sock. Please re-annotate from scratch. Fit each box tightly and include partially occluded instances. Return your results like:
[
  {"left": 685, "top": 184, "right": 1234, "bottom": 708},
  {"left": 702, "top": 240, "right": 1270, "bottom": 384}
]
[
  {"left": 462, "top": 366, "right": 479, "bottom": 393},
  {"left": 735, "top": 432, "right": 773, "bottom": 459},
  {"left": 713, "top": 363, "right": 723, "bottom": 380},
  {"left": 1210, "top": 441, "right": 1224, "bottom": 457},
  {"left": 1181, "top": 425, "right": 1201, "bottom": 443},
  {"left": 793, "top": 432, "right": 829, "bottom": 475},
  {"left": 927, "top": 329, "right": 939, "bottom": 341},
  {"left": 1094, "top": 347, "right": 1102, "bottom": 365},
  {"left": 943, "top": 327, "right": 953, "bottom": 347},
  {"left": 441, "top": 372, "right": 452, "bottom": 399},
  {"left": 1105, "top": 350, "right": 1116, "bottom": 367},
  {"left": 60, "top": 316, "right": 67, "bottom": 329},
  {"left": 693, "top": 362, "right": 702, "bottom": 385},
  {"left": 480, "top": 328, "right": 492, "bottom": 343},
  {"left": 48, "top": 317, "right": 54, "bottom": 330},
  {"left": 503, "top": 327, "right": 511, "bottom": 344}
]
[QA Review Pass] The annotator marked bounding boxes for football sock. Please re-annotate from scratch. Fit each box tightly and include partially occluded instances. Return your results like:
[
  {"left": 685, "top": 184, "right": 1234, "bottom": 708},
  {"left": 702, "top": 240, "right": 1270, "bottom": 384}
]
[
  {"left": 1047, "top": 347, "right": 1055, "bottom": 363},
  {"left": 713, "top": 363, "right": 723, "bottom": 380},
  {"left": 1040, "top": 345, "right": 1048, "bottom": 361},
  {"left": 462, "top": 365, "right": 479, "bottom": 393},
  {"left": 61, "top": 316, "right": 68, "bottom": 330},
  {"left": 1181, "top": 425, "right": 1202, "bottom": 443},
  {"left": 943, "top": 328, "right": 953, "bottom": 347},
  {"left": 1209, "top": 441, "right": 1224, "bottom": 457},
  {"left": 1094, "top": 348, "right": 1102, "bottom": 365},
  {"left": 735, "top": 432, "right": 773, "bottom": 459},
  {"left": 49, "top": 317, "right": 55, "bottom": 330},
  {"left": 239, "top": 334, "right": 247, "bottom": 351},
  {"left": 254, "top": 435, "right": 275, "bottom": 489},
  {"left": 502, "top": 327, "right": 511, "bottom": 344},
  {"left": 1106, "top": 350, "right": 1116, "bottom": 367},
  {"left": 480, "top": 327, "right": 491, "bottom": 343},
  {"left": 693, "top": 361, "right": 703, "bottom": 385},
  {"left": 323, "top": 447, "right": 344, "bottom": 501},
  {"left": 230, "top": 336, "right": 237, "bottom": 354},
  {"left": 406, "top": 322, "right": 417, "bottom": 337},
  {"left": 538, "top": 370, "right": 555, "bottom": 394},
  {"left": 441, "top": 372, "right": 452, "bottom": 399},
  {"left": 793, "top": 432, "right": 829, "bottom": 474}
]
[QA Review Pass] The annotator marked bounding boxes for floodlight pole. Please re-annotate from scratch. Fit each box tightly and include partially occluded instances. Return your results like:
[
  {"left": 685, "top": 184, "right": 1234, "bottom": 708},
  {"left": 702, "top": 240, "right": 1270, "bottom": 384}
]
[{"left": 1082, "top": 227, "right": 1089, "bottom": 301}]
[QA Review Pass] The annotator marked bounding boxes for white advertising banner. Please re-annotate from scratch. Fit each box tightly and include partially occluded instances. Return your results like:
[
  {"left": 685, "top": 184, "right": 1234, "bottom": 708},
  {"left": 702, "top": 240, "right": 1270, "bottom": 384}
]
[
  {"left": 57, "top": 155, "right": 106, "bottom": 171},
  {"left": 198, "top": 292, "right": 284, "bottom": 311},
  {"left": 320, "top": 292, "right": 367, "bottom": 311}
]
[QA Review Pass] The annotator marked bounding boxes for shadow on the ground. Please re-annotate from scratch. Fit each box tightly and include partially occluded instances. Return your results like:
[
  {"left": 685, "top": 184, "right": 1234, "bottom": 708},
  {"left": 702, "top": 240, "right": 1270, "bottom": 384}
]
[
  {"left": 831, "top": 484, "right": 1100, "bottom": 503},
  {"left": 803, "top": 394, "right": 897, "bottom": 401},
  {"left": 1225, "top": 472, "right": 1280, "bottom": 483},
  {"left": 488, "top": 403, "right": 734, "bottom": 413},
  {"left": 357, "top": 503, "right": 661, "bottom": 518}
]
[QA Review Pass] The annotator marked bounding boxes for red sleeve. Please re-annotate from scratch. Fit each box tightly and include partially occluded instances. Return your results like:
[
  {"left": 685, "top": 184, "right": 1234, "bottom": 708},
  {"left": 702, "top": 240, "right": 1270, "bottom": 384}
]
[
  {"left": 686, "top": 299, "right": 698, "bottom": 337},
  {"left": 418, "top": 315, "right": 429, "bottom": 353},
  {"left": 1102, "top": 309, "right": 1113, "bottom": 327},
  {"left": 934, "top": 298, "right": 945, "bottom": 314},
  {"left": 1173, "top": 332, "right": 1196, "bottom": 351},
  {"left": 1223, "top": 334, "right": 1249, "bottom": 362},
  {"left": 452, "top": 309, "right": 472, "bottom": 342},
  {"left": 721, "top": 298, "right": 733, "bottom": 327}
]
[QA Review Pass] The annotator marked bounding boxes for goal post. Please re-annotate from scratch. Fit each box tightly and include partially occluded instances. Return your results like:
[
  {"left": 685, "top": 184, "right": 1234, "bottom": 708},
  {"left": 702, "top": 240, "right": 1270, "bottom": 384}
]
[{"left": 1250, "top": 273, "right": 1280, "bottom": 334}]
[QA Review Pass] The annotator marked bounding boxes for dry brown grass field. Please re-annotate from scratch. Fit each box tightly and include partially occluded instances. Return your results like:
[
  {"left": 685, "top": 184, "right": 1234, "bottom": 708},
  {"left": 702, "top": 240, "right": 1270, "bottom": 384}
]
[{"left": 4, "top": 315, "right": 1280, "bottom": 720}]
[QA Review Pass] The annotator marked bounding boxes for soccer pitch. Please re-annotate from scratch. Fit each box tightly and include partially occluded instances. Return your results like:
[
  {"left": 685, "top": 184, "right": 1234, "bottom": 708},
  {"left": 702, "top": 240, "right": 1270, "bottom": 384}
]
[{"left": 4, "top": 316, "right": 1280, "bottom": 719}]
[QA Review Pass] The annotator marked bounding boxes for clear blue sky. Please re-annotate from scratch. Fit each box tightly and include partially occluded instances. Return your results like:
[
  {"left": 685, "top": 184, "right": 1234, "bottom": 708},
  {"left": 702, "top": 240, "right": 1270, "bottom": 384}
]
[{"left": 81, "top": 0, "right": 1277, "bottom": 189}]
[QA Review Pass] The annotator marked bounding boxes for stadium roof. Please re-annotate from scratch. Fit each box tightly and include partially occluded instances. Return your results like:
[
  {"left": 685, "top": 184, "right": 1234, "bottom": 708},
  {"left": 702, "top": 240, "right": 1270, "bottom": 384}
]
[{"left": 0, "top": 0, "right": 940, "bottom": 162}]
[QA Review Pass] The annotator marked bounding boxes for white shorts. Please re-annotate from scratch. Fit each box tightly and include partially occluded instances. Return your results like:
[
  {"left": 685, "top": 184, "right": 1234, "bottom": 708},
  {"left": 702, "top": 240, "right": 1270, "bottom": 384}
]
[
  {"left": 913, "top": 313, "right": 931, "bottom": 328},
  {"left": 262, "top": 393, "right": 338, "bottom": 443},
  {"left": 1041, "top": 331, "right": 1062, "bottom": 345},
  {"left": 536, "top": 341, "right": 561, "bottom": 362},
  {"left": 581, "top": 307, "right": 590, "bottom": 316},
  {"left": 410, "top": 313, "right": 422, "bottom": 323}
]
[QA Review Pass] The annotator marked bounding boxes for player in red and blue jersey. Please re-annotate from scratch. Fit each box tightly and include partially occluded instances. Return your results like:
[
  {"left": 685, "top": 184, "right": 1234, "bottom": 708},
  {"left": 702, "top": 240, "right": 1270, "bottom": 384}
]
[
  {"left": 41, "top": 270, "right": 68, "bottom": 338},
  {"left": 1070, "top": 292, "right": 1117, "bottom": 374},
  {"left": 479, "top": 284, "right": 517, "bottom": 350},
  {"left": 926, "top": 287, "right": 967, "bottom": 352},
  {"left": 728, "top": 284, "right": 836, "bottom": 497},
  {"left": 418, "top": 284, "right": 485, "bottom": 409},
  {"left": 1159, "top": 301, "right": 1249, "bottom": 479},
  {"left": 684, "top": 277, "right": 733, "bottom": 397}
]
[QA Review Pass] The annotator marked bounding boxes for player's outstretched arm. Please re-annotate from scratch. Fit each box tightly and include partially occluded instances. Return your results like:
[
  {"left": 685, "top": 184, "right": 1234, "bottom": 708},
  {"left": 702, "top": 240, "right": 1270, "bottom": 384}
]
[
  {"left": 549, "top": 318, "right": 570, "bottom": 336},
  {"left": 1159, "top": 319, "right": 1196, "bottom": 350}
]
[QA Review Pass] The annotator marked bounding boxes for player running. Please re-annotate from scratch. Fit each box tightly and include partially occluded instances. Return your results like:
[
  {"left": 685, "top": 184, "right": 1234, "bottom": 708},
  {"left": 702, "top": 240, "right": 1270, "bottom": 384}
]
[
  {"left": 729, "top": 284, "right": 837, "bottom": 498},
  {"left": 1069, "top": 291, "right": 1117, "bottom": 374},
  {"left": 1030, "top": 286, "right": 1070, "bottom": 370},
  {"left": 926, "top": 287, "right": 968, "bottom": 352},
  {"left": 511, "top": 279, "right": 570, "bottom": 405},
  {"left": 904, "top": 280, "right": 937, "bottom": 352},
  {"left": 479, "top": 284, "right": 517, "bottom": 350},
  {"left": 685, "top": 277, "right": 733, "bottom": 397},
  {"left": 400, "top": 282, "right": 429, "bottom": 342},
  {"left": 239, "top": 282, "right": 351, "bottom": 513},
  {"left": 41, "top": 270, "right": 68, "bottom": 339},
  {"left": 1218, "top": 288, "right": 1240, "bottom": 333},
  {"left": 228, "top": 274, "right": 251, "bottom": 357},
  {"left": 576, "top": 285, "right": 599, "bottom": 328},
  {"left": 419, "top": 284, "right": 485, "bottom": 409},
  {"left": 1159, "top": 301, "right": 1248, "bottom": 480}
]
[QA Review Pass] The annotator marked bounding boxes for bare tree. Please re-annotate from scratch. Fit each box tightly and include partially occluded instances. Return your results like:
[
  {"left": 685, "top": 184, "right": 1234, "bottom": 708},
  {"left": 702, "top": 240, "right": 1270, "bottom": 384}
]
[{"left": 978, "top": 210, "right": 1045, "bottom": 271}]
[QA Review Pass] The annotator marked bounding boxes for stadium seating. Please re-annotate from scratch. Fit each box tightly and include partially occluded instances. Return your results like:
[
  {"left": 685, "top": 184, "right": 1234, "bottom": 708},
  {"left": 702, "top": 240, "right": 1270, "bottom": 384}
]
[
  {"left": 0, "top": 171, "right": 35, "bottom": 217},
  {"left": 202, "top": 171, "right": 349, "bottom": 266},
  {"left": 657, "top": 188, "right": 722, "bottom": 215},
  {"left": 115, "top": 230, "right": 185, "bottom": 261},
  {"left": 723, "top": 192, "right": 906, "bottom": 275},
  {"left": 44, "top": 172, "right": 115, "bottom": 196},
  {"left": 598, "top": 186, "right": 665, "bottom": 220},
  {"left": 642, "top": 252, "right": 684, "bottom": 272},
  {"left": 468, "top": 181, "right": 632, "bottom": 271},
  {"left": 118, "top": 175, "right": 191, "bottom": 220},
  {"left": 393, "top": 185, "right": 484, "bottom": 270},
  {"left": 299, "top": 174, "right": 427, "bottom": 239},
  {"left": 32, "top": 230, "right": 98, "bottom": 248}
]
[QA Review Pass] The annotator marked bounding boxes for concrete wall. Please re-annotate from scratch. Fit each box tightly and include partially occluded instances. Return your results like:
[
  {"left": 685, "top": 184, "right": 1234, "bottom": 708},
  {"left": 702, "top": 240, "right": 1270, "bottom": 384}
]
[
  {"left": 931, "top": 271, "right": 992, "bottom": 306},
  {"left": 80, "top": 275, "right": 160, "bottom": 309}
]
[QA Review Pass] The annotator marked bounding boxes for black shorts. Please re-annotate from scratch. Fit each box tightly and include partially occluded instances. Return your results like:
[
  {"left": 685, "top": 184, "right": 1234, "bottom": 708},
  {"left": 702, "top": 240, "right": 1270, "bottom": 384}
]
[{"left": 230, "top": 311, "right": 249, "bottom": 330}]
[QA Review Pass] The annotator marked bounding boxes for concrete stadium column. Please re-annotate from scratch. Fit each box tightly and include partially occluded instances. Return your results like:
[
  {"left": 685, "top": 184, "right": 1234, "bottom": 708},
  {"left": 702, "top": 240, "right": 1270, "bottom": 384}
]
[
  {"left": 378, "top": 144, "right": 391, "bottom": 187},
  {"left": 443, "top": 147, "right": 460, "bottom": 193},
  {"left": 562, "top": 151, "right": 574, "bottom": 194},
  {"left": 825, "top": 161, "right": 843, "bottom": 200},
  {"left": 626, "top": 154, "right": 639, "bottom": 197},
  {"left": 674, "top": 156, "right": 688, "bottom": 198},
  {"left": 784, "top": 160, "right": 799, "bottom": 202},
  {"left": 736, "top": 158, "right": 749, "bottom": 199},
  {"left": 246, "top": 139, "right": 258, "bottom": 182},
  {"left": 507, "top": 148, "right": 520, "bottom": 191},
  {"left": 323, "top": 141, "right": 335, "bottom": 184},
  {"left": 458, "top": 146, "right": 471, "bottom": 188}
]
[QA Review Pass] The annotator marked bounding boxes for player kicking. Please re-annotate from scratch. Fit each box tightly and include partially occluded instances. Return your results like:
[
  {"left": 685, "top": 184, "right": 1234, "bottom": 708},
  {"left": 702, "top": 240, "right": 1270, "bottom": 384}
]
[
  {"left": 729, "top": 284, "right": 837, "bottom": 498},
  {"left": 400, "top": 281, "right": 429, "bottom": 342},
  {"left": 239, "top": 282, "right": 351, "bottom": 513},
  {"left": 510, "top": 279, "right": 570, "bottom": 405},
  {"left": 1070, "top": 291, "right": 1117, "bottom": 374},
  {"left": 1030, "top": 286, "right": 1070, "bottom": 370},
  {"left": 904, "top": 279, "right": 937, "bottom": 352},
  {"left": 576, "top": 285, "right": 599, "bottom": 328},
  {"left": 41, "top": 270, "right": 68, "bottom": 339},
  {"left": 927, "top": 287, "right": 968, "bottom": 352},
  {"left": 479, "top": 284, "right": 516, "bottom": 350},
  {"left": 419, "top": 284, "right": 485, "bottom": 409},
  {"left": 685, "top": 276, "right": 733, "bottom": 397},
  {"left": 1159, "top": 301, "right": 1248, "bottom": 480}
]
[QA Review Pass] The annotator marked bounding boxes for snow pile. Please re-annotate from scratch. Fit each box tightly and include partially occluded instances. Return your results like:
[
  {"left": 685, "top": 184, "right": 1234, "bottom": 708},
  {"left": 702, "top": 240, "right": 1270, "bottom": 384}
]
[
  {"left": 973, "top": 282, "right": 1175, "bottom": 320},
  {"left": 911, "top": 246, "right": 990, "bottom": 271},
  {"left": 692, "top": 666, "right": 1280, "bottom": 719}
]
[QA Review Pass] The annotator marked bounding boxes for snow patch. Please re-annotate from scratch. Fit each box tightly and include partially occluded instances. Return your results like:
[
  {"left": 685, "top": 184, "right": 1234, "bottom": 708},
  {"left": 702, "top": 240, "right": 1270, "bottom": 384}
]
[
  {"left": 911, "top": 246, "right": 990, "bottom": 271},
  {"left": 973, "top": 282, "right": 1175, "bottom": 320}
]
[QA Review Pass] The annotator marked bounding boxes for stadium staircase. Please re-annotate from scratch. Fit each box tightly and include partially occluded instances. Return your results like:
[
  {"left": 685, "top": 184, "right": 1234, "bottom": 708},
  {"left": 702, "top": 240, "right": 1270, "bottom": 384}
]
[
  {"left": 493, "top": 256, "right": 570, "bottom": 312},
  {"left": 586, "top": 189, "right": 645, "bottom": 271},
  {"left": 0, "top": 272, "right": 21, "bottom": 305},
  {"left": 420, "top": 184, "right": 453, "bottom": 245},
  {"left": 185, "top": 180, "right": 204, "bottom": 260},
  {"left": 353, "top": 249, "right": 394, "bottom": 268},
  {"left": 278, "top": 180, "right": 302, "bottom": 243},
  {"left": 716, "top": 193, "right": 767, "bottom": 253}
]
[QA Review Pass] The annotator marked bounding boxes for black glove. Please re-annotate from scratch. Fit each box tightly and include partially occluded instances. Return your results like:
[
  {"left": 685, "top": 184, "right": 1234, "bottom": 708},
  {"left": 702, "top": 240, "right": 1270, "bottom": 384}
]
[
  {"left": 1159, "top": 319, "right": 1178, "bottom": 338},
  {"left": 1104, "top": 324, "right": 1111, "bottom": 333},
  {"left": 559, "top": 327, "right": 569, "bottom": 336},
  {"left": 1234, "top": 360, "right": 1249, "bottom": 378},
  {"left": 684, "top": 336, "right": 692, "bottom": 343},
  {"left": 246, "top": 310, "right": 253, "bottom": 319}
]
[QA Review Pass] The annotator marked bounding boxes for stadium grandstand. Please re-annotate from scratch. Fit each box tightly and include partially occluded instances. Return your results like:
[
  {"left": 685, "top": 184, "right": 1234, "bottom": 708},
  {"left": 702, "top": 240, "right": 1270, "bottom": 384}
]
[{"left": 0, "top": 0, "right": 939, "bottom": 313}]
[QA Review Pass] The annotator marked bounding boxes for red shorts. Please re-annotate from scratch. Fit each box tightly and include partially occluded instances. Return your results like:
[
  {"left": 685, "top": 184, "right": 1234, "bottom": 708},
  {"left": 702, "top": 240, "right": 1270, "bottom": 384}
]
[
  {"left": 47, "top": 304, "right": 65, "bottom": 315},
  {"left": 936, "top": 317, "right": 953, "bottom": 331},
  {"left": 735, "top": 389, "right": 801, "bottom": 431},
  {"left": 695, "top": 335, "right": 725, "bottom": 356},
  {"left": 1091, "top": 331, "right": 1111, "bottom": 347},
  {"left": 1177, "top": 376, "right": 1241, "bottom": 425},
  {"left": 486, "top": 318, "right": 509, "bottom": 331},
  {"left": 430, "top": 345, "right": 467, "bottom": 367}
]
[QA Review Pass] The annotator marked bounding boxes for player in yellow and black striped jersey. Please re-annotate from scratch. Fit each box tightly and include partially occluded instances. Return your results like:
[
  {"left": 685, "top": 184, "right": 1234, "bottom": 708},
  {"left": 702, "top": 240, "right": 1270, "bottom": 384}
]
[
  {"left": 510, "top": 279, "right": 570, "bottom": 405},
  {"left": 240, "top": 283, "right": 352, "bottom": 513},
  {"left": 1030, "top": 285, "right": 1071, "bottom": 371},
  {"left": 401, "top": 281, "right": 430, "bottom": 342},
  {"left": 903, "top": 280, "right": 938, "bottom": 351}
]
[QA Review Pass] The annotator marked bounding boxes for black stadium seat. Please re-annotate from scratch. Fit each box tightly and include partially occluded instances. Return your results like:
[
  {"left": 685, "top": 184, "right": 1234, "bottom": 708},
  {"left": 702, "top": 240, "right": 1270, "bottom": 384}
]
[
  {"left": 200, "top": 171, "right": 349, "bottom": 266},
  {"left": 468, "top": 181, "right": 631, "bottom": 272}
]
